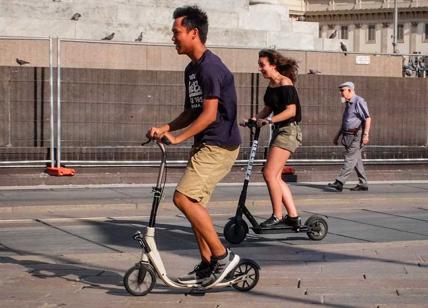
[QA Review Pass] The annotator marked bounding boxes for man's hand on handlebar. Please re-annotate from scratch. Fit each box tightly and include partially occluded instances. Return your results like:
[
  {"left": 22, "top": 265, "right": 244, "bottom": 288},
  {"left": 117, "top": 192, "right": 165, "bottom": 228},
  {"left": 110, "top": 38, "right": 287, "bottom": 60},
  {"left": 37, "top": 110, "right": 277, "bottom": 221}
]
[
  {"left": 146, "top": 127, "right": 162, "bottom": 140},
  {"left": 146, "top": 127, "right": 176, "bottom": 145},
  {"left": 159, "top": 132, "right": 176, "bottom": 145}
]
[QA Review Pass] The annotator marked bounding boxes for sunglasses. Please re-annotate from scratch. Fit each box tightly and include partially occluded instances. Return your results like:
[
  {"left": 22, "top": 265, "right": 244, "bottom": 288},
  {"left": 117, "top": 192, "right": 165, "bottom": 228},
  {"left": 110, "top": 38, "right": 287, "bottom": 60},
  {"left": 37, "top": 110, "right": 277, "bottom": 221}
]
[{"left": 339, "top": 89, "right": 348, "bottom": 92}]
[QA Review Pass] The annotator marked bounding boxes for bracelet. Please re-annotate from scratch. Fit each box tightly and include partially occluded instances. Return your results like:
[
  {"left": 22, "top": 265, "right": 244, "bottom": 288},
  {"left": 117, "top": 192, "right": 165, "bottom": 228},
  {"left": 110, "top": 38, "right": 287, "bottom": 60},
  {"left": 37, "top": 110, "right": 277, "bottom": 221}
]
[{"left": 267, "top": 117, "right": 273, "bottom": 124}]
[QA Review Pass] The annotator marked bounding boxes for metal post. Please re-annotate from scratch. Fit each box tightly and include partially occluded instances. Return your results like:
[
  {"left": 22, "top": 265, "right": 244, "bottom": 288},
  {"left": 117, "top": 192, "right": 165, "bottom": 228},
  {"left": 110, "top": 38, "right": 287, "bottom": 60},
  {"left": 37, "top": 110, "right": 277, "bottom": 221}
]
[
  {"left": 392, "top": 0, "right": 398, "bottom": 53},
  {"left": 49, "top": 37, "right": 54, "bottom": 168},
  {"left": 56, "top": 38, "right": 61, "bottom": 168}
]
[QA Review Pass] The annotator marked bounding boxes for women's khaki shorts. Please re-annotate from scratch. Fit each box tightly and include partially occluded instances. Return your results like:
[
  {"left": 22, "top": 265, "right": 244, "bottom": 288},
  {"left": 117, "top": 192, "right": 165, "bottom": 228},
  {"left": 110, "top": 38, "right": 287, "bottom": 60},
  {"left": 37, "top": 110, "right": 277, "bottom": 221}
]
[
  {"left": 270, "top": 124, "right": 302, "bottom": 153},
  {"left": 176, "top": 144, "right": 240, "bottom": 206}
]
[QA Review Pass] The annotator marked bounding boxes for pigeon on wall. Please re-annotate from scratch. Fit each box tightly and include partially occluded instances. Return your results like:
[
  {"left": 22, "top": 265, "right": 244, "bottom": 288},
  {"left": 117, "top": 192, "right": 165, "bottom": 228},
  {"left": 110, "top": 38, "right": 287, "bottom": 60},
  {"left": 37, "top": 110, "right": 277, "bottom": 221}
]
[
  {"left": 329, "top": 30, "right": 337, "bottom": 39},
  {"left": 308, "top": 69, "right": 321, "bottom": 74},
  {"left": 102, "top": 32, "right": 115, "bottom": 40},
  {"left": 16, "top": 58, "right": 30, "bottom": 65},
  {"left": 71, "top": 13, "right": 81, "bottom": 21},
  {"left": 340, "top": 42, "right": 348, "bottom": 56},
  {"left": 135, "top": 32, "right": 143, "bottom": 42}
]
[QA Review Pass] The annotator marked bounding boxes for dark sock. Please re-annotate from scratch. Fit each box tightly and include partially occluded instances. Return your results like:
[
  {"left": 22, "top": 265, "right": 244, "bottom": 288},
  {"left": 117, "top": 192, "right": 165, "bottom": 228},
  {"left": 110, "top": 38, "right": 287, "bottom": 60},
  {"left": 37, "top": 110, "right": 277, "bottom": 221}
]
[{"left": 216, "top": 250, "right": 228, "bottom": 260}]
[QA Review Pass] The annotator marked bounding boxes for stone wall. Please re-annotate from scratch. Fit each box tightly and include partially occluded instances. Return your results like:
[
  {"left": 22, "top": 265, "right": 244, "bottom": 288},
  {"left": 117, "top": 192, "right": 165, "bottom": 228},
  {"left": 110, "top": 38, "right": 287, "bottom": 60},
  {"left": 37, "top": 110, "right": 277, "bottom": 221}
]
[
  {"left": 0, "top": 38, "right": 403, "bottom": 76},
  {"left": 0, "top": 67, "right": 426, "bottom": 163},
  {"left": 0, "top": 0, "right": 330, "bottom": 51}
]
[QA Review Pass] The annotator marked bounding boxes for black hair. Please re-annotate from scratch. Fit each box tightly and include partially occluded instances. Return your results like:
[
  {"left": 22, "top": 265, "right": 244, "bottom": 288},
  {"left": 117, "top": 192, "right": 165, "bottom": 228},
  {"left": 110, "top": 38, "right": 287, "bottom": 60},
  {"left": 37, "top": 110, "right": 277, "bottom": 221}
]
[
  {"left": 259, "top": 49, "right": 299, "bottom": 83},
  {"left": 173, "top": 5, "right": 208, "bottom": 44}
]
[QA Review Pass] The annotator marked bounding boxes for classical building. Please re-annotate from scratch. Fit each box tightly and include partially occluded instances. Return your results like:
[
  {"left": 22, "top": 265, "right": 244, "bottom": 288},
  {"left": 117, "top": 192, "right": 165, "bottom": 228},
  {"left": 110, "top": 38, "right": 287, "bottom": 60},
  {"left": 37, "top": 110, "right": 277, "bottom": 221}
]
[{"left": 283, "top": 0, "right": 428, "bottom": 55}]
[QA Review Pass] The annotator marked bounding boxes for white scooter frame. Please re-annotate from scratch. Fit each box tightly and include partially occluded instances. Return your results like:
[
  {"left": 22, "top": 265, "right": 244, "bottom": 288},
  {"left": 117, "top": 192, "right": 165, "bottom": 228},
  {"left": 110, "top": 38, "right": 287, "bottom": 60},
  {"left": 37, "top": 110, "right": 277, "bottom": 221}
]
[{"left": 123, "top": 139, "right": 260, "bottom": 296}]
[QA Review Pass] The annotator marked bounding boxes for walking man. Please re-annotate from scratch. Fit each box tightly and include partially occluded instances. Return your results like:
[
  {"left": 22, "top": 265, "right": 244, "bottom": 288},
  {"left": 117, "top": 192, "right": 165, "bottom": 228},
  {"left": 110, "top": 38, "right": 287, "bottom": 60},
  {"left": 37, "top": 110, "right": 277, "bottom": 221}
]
[
  {"left": 146, "top": 5, "right": 241, "bottom": 287},
  {"left": 328, "top": 81, "right": 372, "bottom": 192}
]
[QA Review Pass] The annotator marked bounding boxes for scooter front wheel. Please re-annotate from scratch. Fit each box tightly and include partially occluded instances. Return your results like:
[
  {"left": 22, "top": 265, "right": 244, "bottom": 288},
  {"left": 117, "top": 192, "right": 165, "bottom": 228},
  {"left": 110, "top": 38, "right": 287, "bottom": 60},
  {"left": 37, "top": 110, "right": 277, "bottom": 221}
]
[
  {"left": 305, "top": 215, "right": 328, "bottom": 241},
  {"left": 224, "top": 218, "right": 248, "bottom": 244},
  {"left": 124, "top": 262, "right": 156, "bottom": 296},
  {"left": 231, "top": 259, "right": 260, "bottom": 292}
]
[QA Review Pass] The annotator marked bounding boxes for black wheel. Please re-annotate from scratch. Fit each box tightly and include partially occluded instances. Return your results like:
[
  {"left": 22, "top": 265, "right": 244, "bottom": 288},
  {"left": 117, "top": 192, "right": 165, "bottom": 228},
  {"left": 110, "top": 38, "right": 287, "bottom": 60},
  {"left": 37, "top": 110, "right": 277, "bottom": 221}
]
[
  {"left": 123, "top": 263, "right": 156, "bottom": 296},
  {"left": 305, "top": 215, "right": 328, "bottom": 241},
  {"left": 231, "top": 259, "right": 260, "bottom": 292},
  {"left": 223, "top": 218, "right": 248, "bottom": 244}
]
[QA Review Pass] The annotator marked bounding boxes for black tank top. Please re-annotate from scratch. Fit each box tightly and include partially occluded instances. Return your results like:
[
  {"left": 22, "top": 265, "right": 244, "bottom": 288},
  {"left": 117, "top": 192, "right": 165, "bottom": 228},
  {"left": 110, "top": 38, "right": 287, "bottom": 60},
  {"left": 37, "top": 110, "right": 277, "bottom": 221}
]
[{"left": 263, "top": 85, "right": 301, "bottom": 127}]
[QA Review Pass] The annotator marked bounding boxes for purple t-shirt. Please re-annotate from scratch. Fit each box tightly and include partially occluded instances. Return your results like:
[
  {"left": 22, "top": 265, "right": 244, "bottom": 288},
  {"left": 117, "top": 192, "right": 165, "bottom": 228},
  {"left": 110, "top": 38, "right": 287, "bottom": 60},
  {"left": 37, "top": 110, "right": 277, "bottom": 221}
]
[{"left": 184, "top": 50, "right": 241, "bottom": 147}]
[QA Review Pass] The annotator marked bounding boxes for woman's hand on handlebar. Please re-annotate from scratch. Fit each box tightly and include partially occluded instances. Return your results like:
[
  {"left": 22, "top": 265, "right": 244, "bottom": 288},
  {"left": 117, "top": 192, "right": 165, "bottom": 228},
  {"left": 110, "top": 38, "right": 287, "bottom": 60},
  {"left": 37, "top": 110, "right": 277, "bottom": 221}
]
[
  {"left": 256, "top": 118, "right": 271, "bottom": 127},
  {"left": 240, "top": 117, "right": 257, "bottom": 127}
]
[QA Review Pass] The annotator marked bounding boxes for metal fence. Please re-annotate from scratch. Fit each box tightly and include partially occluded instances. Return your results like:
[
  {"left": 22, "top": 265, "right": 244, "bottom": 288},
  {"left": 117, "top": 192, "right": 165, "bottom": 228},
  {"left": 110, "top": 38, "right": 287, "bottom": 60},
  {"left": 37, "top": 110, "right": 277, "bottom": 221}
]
[
  {"left": 1, "top": 38, "right": 428, "bottom": 167},
  {"left": 0, "top": 37, "right": 55, "bottom": 167}
]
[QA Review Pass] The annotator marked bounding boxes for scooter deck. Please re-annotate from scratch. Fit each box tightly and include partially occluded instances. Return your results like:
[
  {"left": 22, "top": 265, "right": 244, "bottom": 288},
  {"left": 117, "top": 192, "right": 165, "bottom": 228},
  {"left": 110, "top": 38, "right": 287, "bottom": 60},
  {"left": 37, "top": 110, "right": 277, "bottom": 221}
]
[{"left": 252, "top": 225, "right": 308, "bottom": 234}]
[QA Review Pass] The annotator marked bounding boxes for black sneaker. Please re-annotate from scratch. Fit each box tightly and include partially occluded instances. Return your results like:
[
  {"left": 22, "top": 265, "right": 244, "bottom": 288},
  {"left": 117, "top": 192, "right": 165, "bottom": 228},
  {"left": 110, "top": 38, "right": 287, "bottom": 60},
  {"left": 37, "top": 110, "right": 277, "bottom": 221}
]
[
  {"left": 283, "top": 215, "right": 301, "bottom": 228},
  {"left": 201, "top": 249, "right": 240, "bottom": 288},
  {"left": 260, "top": 214, "right": 282, "bottom": 228},
  {"left": 327, "top": 180, "right": 343, "bottom": 192},
  {"left": 177, "top": 261, "right": 211, "bottom": 284}
]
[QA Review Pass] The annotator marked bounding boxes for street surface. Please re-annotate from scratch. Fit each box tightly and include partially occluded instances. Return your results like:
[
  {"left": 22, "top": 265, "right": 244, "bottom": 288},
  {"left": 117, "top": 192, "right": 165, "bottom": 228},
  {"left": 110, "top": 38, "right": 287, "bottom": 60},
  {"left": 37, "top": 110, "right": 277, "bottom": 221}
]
[{"left": 1, "top": 181, "right": 428, "bottom": 307}]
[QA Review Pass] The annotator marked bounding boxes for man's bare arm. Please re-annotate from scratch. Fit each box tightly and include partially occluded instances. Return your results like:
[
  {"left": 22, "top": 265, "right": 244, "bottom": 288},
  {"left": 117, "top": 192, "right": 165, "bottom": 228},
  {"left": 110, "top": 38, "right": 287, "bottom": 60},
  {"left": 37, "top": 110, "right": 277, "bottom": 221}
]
[{"left": 173, "top": 98, "right": 218, "bottom": 144}]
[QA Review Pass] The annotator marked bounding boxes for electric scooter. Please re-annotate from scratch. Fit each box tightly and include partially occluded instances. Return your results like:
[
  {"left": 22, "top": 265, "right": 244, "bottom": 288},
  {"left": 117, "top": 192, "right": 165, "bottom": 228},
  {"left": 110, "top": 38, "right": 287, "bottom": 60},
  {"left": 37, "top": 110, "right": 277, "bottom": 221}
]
[
  {"left": 223, "top": 119, "right": 328, "bottom": 244},
  {"left": 123, "top": 138, "right": 260, "bottom": 296}
]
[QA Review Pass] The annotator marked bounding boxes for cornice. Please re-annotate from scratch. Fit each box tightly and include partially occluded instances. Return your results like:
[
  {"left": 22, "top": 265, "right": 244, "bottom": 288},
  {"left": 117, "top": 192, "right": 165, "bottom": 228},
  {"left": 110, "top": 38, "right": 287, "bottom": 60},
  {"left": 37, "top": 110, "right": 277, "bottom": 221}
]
[{"left": 303, "top": 7, "right": 428, "bottom": 23}]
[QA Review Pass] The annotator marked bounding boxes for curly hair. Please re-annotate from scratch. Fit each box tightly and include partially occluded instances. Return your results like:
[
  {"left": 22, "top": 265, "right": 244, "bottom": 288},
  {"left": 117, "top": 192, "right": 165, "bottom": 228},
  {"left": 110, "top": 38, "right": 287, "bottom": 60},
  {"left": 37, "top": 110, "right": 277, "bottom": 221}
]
[
  {"left": 173, "top": 5, "right": 209, "bottom": 44},
  {"left": 258, "top": 49, "right": 299, "bottom": 83}
]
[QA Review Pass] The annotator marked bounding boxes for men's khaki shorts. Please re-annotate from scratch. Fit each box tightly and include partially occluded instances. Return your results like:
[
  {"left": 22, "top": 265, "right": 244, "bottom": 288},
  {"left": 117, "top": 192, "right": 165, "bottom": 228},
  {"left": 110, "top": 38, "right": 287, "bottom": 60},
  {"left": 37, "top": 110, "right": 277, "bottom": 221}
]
[
  {"left": 270, "top": 124, "right": 302, "bottom": 153},
  {"left": 176, "top": 144, "right": 239, "bottom": 206}
]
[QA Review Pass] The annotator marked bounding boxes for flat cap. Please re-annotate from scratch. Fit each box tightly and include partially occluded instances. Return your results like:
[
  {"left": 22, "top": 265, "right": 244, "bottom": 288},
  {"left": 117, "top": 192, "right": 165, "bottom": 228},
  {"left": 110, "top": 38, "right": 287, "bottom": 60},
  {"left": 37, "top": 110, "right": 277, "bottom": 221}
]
[{"left": 338, "top": 81, "right": 354, "bottom": 90}]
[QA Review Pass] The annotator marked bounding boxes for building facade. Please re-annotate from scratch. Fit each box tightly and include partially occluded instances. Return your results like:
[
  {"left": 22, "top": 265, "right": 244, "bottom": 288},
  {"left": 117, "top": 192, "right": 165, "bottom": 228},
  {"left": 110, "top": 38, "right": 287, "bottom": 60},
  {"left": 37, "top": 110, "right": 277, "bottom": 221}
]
[{"left": 284, "top": 0, "right": 428, "bottom": 55}]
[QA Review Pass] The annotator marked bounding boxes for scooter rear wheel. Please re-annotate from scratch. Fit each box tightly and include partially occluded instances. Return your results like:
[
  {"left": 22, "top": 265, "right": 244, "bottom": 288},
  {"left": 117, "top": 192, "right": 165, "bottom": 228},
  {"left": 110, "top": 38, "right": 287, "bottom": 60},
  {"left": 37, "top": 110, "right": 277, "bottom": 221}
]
[
  {"left": 224, "top": 218, "right": 248, "bottom": 244},
  {"left": 231, "top": 259, "right": 260, "bottom": 292},
  {"left": 124, "top": 263, "right": 156, "bottom": 296},
  {"left": 305, "top": 215, "right": 328, "bottom": 241}
]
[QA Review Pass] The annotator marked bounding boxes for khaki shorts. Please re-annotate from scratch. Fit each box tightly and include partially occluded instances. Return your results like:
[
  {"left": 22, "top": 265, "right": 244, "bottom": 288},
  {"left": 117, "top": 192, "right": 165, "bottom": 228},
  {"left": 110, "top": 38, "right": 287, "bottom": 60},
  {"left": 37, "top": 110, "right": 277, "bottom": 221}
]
[
  {"left": 176, "top": 144, "right": 240, "bottom": 206},
  {"left": 270, "top": 124, "right": 302, "bottom": 153}
]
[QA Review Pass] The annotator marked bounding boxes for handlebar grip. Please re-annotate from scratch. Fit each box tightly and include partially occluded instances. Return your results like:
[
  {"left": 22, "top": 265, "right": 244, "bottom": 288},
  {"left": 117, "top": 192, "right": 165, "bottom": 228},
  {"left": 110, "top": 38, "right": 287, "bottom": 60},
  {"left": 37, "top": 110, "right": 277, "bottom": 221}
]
[{"left": 161, "top": 136, "right": 171, "bottom": 145}]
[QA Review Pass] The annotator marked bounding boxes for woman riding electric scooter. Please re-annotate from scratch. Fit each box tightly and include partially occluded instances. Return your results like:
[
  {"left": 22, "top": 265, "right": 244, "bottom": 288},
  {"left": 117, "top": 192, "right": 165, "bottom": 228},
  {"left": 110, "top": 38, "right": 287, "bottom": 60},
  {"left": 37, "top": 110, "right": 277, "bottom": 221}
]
[{"left": 251, "top": 49, "right": 303, "bottom": 229}]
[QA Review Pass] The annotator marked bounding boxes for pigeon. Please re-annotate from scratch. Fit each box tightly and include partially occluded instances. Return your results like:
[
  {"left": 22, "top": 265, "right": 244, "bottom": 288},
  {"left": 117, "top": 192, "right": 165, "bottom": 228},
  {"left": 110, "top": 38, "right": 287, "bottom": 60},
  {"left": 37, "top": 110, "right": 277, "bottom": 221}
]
[
  {"left": 134, "top": 32, "right": 143, "bottom": 42},
  {"left": 16, "top": 58, "right": 30, "bottom": 66},
  {"left": 102, "top": 32, "right": 115, "bottom": 40},
  {"left": 71, "top": 13, "right": 81, "bottom": 21},
  {"left": 329, "top": 30, "right": 337, "bottom": 39},
  {"left": 340, "top": 42, "right": 348, "bottom": 56},
  {"left": 308, "top": 69, "right": 321, "bottom": 75}
]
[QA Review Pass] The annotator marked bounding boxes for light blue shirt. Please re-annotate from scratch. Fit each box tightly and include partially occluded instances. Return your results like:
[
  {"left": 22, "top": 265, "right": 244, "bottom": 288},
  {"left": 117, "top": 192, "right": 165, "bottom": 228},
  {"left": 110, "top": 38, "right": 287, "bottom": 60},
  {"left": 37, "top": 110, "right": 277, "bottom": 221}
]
[{"left": 342, "top": 94, "right": 370, "bottom": 131}]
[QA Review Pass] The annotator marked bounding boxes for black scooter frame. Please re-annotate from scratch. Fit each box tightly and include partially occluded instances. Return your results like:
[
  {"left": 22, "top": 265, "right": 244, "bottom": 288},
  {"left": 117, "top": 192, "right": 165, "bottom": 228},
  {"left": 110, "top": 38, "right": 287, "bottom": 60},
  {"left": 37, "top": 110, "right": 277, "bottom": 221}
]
[{"left": 224, "top": 119, "right": 328, "bottom": 243}]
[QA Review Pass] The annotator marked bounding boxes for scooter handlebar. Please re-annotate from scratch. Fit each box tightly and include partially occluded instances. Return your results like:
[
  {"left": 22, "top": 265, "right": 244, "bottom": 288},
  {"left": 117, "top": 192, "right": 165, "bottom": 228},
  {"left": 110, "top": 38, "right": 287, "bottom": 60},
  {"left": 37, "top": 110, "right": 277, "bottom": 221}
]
[
  {"left": 240, "top": 118, "right": 257, "bottom": 128},
  {"left": 240, "top": 118, "right": 270, "bottom": 128},
  {"left": 141, "top": 136, "right": 171, "bottom": 146}
]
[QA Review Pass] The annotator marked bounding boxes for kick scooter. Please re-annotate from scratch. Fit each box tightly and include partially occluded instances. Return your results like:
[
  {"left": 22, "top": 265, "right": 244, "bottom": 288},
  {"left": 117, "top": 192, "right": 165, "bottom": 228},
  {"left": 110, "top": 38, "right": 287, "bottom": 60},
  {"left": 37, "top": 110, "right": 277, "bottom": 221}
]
[
  {"left": 223, "top": 119, "right": 328, "bottom": 244},
  {"left": 123, "top": 138, "right": 260, "bottom": 296}
]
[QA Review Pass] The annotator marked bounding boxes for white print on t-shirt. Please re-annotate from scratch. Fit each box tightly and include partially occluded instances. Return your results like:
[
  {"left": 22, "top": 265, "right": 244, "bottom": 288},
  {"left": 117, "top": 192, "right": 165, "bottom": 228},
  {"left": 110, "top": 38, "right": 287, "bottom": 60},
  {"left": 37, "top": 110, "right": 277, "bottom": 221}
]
[{"left": 188, "top": 73, "right": 203, "bottom": 109}]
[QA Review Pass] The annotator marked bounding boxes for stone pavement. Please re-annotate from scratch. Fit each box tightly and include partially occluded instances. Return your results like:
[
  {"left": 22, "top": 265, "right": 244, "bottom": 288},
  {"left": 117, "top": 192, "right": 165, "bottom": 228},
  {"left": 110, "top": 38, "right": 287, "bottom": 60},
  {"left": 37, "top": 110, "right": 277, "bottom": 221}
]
[
  {"left": 0, "top": 181, "right": 428, "bottom": 307},
  {"left": 1, "top": 240, "right": 427, "bottom": 307}
]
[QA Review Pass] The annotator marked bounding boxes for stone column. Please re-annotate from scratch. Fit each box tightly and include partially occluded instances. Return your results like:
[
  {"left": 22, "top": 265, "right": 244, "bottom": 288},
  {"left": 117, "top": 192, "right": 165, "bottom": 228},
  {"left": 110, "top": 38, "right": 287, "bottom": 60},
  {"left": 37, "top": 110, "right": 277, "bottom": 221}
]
[
  {"left": 353, "top": 23, "right": 361, "bottom": 52},
  {"left": 321, "top": 24, "right": 329, "bottom": 39},
  {"left": 381, "top": 22, "right": 389, "bottom": 54},
  {"left": 409, "top": 22, "right": 418, "bottom": 54}
]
